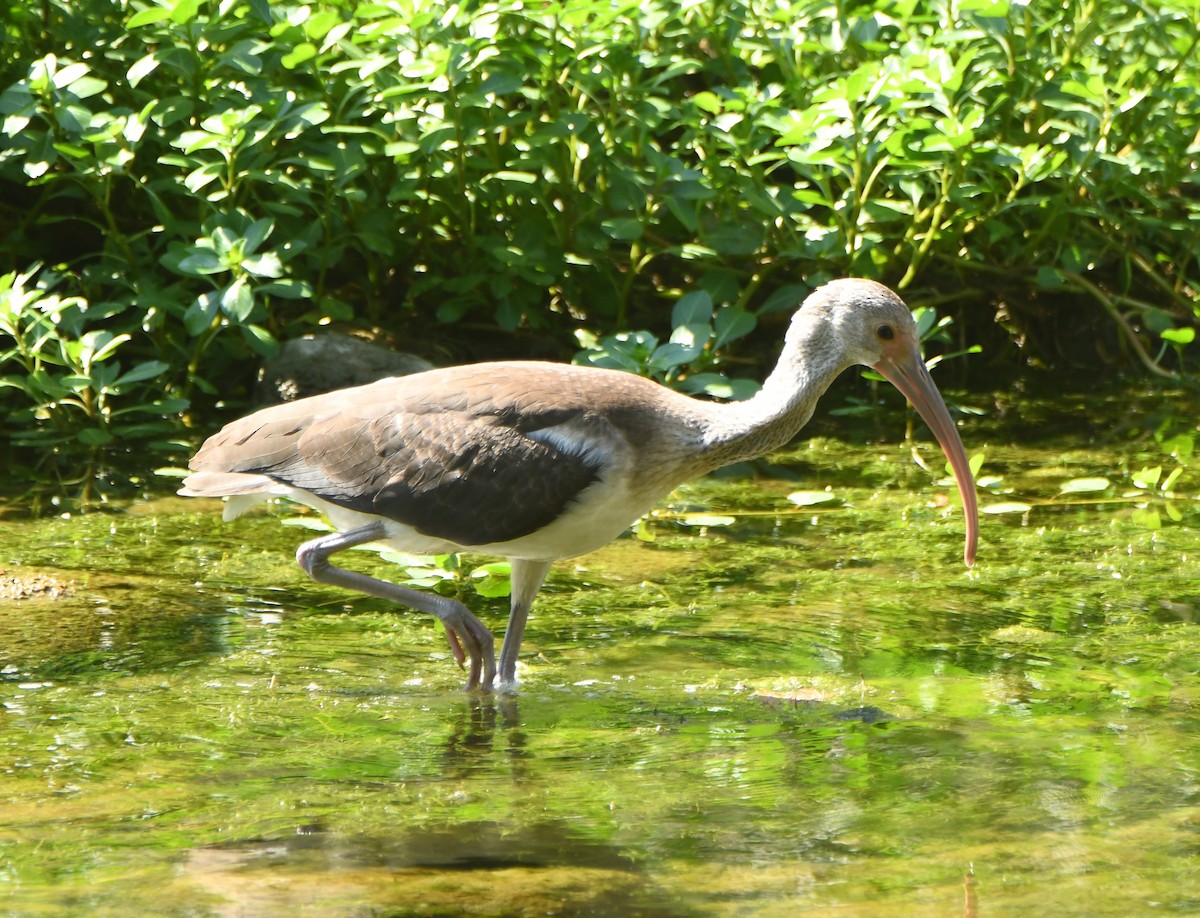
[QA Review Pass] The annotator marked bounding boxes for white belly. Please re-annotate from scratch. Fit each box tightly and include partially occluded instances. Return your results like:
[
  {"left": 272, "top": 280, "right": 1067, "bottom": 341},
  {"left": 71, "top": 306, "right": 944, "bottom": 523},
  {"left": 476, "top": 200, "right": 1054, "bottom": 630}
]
[{"left": 227, "top": 467, "right": 668, "bottom": 564}]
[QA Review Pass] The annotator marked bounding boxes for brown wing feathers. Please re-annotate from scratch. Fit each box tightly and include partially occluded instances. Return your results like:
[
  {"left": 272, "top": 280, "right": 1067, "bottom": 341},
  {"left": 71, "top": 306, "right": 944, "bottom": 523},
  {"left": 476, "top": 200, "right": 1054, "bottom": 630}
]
[{"left": 188, "top": 376, "right": 608, "bottom": 546}]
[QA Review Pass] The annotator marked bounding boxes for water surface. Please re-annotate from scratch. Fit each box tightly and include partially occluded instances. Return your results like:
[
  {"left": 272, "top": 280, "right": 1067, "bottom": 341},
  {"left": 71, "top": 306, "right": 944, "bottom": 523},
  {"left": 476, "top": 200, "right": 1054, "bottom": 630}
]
[{"left": 2, "top": 388, "right": 1199, "bottom": 916}]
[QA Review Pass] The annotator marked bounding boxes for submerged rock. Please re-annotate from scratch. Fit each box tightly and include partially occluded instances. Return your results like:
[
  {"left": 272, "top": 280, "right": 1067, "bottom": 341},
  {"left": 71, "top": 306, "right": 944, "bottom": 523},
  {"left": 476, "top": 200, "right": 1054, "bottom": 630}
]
[{"left": 0, "top": 568, "right": 73, "bottom": 601}]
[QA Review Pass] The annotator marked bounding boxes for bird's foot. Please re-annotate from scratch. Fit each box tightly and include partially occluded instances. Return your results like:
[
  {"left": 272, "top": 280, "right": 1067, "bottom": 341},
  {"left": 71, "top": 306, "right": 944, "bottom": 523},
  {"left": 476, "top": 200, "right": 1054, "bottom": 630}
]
[
  {"left": 441, "top": 613, "right": 497, "bottom": 692},
  {"left": 494, "top": 659, "right": 520, "bottom": 694}
]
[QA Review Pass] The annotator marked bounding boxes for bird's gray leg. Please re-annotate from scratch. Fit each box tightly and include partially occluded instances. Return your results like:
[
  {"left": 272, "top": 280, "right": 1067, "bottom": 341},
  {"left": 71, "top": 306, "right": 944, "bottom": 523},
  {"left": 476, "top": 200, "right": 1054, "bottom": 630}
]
[
  {"left": 497, "top": 559, "right": 552, "bottom": 690},
  {"left": 295, "top": 522, "right": 497, "bottom": 691}
]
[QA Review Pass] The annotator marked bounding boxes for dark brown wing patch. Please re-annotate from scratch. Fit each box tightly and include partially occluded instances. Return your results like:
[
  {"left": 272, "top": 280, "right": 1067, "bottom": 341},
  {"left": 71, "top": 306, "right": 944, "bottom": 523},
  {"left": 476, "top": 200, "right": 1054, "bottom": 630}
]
[{"left": 369, "top": 413, "right": 606, "bottom": 545}]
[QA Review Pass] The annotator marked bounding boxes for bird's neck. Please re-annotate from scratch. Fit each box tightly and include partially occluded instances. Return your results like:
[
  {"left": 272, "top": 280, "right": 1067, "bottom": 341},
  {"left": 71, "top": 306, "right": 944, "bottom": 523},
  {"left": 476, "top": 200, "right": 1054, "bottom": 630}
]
[{"left": 699, "top": 313, "right": 846, "bottom": 469}]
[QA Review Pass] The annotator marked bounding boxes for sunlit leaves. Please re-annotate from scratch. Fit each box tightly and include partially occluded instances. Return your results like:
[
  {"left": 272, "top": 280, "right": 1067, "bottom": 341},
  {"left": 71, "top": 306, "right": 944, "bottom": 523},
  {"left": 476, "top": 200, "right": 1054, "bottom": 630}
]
[
  {"left": 2, "top": 0, "right": 1199, "bottom": 471},
  {"left": 281, "top": 43, "right": 318, "bottom": 70},
  {"left": 0, "top": 268, "right": 189, "bottom": 449},
  {"left": 126, "top": 6, "right": 173, "bottom": 29},
  {"left": 575, "top": 288, "right": 759, "bottom": 398},
  {"left": 1131, "top": 466, "right": 1163, "bottom": 491},
  {"left": 373, "top": 549, "right": 512, "bottom": 599}
]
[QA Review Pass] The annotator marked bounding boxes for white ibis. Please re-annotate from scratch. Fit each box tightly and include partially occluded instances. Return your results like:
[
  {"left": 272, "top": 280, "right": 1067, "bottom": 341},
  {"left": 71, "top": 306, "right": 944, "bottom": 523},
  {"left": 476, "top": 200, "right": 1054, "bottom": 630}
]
[{"left": 180, "top": 279, "right": 979, "bottom": 691}]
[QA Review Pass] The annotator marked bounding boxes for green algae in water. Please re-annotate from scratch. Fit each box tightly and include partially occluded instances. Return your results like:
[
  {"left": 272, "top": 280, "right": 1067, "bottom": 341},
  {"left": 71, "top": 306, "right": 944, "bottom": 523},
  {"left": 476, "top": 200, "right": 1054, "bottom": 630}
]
[{"left": 2, "top": 393, "right": 1200, "bottom": 916}]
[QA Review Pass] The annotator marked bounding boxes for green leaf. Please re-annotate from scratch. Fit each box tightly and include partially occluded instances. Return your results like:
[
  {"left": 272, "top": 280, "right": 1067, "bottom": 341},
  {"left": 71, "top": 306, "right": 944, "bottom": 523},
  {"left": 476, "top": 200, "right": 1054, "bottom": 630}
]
[
  {"left": 713, "top": 307, "right": 755, "bottom": 349},
  {"left": 703, "top": 223, "right": 762, "bottom": 257},
  {"left": 787, "top": 490, "right": 842, "bottom": 507},
  {"left": 147, "top": 396, "right": 188, "bottom": 414},
  {"left": 983, "top": 502, "right": 1032, "bottom": 514},
  {"left": 1162, "top": 466, "right": 1184, "bottom": 492},
  {"left": 83, "top": 330, "right": 130, "bottom": 365},
  {"left": 184, "top": 292, "right": 220, "bottom": 336},
  {"left": 652, "top": 336, "right": 705, "bottom": 371},
  {"left": 257, "top": 278, "right": 312, "bottom": 299},
  {"left": 757, "top": 285, "right": 807, "bottom": 315},
  {"left": 724, "top": 378, "right": 760, "bottom": 401},
  {"left": 672, "top": 290, "right": 712, "bottom": 327},
  {"left": 601, "top": 217, "right": 643, "bottom": 241},
  {"left": 282, "top": 43, "right": 318, "bottom": 70},
  {"left": 471, "top": 576, "right": 512, "bottom": 599},
  {"left": 470, "top": 561, "right": 512, "bottom": 598},
  {"left": 177, "top": 249, "right": 226, "bottom": 276},
  {"left": 1036, "top": 266, "right": 1066, "bottom": 289},
  {"left": 127, "top": 7, "right": 173, "bottom": 28},
  {"left": 241, "top": 323, "right": 278, "bottom": 357},
  {"left": 478, "top": 73, "right": 523, "bottom": 96},
  {"left": 676, "top": 372, "right": 736, "bottom": 398},
  {"left": 1059, "top": 477, "right": 1110, "bottom": 494},
  {"left": 240, "top": 252, "right": 283, "bottom": 278},
  {"left": 183, "top": 163, "right": 223, "bottom": 194},
  {"left": 220, "top": 278, "right": 254, "bottom": 323},
  {"left": 1159, "top": 434, "right": 1194, "bottom": 462},
  {"left": 484, "top": 170, "right": 538, "bottom": 184},
  {"left": 69, "top": 76, "right": 108, "bottom": 100},
  {"left": 170, "top": 0, "right": 200, "bottom": 25},
  {"left": 1161, "top": 327, "right": 1195, "bottom": 346},
  {"left": 1142, "top": 307, "right": 1176, "bottom": 334},
  {"left": 77, "top": 428, "right": 114, "bottom": 446},
  {"left": 949, "top": 452, "right": 987, "bottom": 479},
  {"left": 1131, "top": 466, "right": 1162, "bottom": 490},
  {"left": 242, "top": 218, "right": 274, "bottom": 255},
  {"left": 912, "top": 305, "right": 953, "bottom": 342},
  {"left": 50, "top": 62, "right": 91, "bottom": 89},
  {"left": 302, "top": 9, "right": 342, "bottom": 40},
  {"left": 958, "top": 0, "right": 1011, "bottom": 13},
  {"left": 113, "top": 361, "right": 169, "bottom": 388}
]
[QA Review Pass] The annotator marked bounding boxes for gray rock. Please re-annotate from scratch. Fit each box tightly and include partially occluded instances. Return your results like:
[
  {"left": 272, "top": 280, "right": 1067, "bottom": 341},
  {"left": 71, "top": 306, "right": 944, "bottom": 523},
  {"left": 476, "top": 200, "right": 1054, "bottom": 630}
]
[{"left": 257, "top": 332, "right": 434, "bottom": 404}]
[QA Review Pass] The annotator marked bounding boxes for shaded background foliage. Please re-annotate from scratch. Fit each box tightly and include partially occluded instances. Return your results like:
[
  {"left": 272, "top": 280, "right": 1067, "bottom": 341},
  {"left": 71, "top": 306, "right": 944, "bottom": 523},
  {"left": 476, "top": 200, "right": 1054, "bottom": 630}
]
[{"left": 1, "top": 0, "right": 1198, "bottom": 487}]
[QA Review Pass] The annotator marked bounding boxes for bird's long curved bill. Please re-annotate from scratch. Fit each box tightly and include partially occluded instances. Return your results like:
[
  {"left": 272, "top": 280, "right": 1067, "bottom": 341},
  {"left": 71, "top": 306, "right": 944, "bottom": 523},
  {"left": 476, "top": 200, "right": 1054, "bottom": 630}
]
[{"left": 875, "top": 351, "right": 979, "bottom": 566}]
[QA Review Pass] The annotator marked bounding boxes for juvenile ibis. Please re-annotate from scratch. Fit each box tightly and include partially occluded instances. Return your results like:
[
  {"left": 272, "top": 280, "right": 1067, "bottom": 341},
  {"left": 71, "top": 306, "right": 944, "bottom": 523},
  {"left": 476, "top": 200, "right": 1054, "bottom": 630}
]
[{"left": 180, "top": 279, "right": 979, "bottom": 691}]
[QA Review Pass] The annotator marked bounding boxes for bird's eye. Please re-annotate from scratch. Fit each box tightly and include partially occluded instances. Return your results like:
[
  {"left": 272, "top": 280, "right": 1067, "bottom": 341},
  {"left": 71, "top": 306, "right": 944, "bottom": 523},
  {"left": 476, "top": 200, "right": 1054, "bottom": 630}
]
[{"left": 876, "top": 324, "right": 895, "bottom": 341}]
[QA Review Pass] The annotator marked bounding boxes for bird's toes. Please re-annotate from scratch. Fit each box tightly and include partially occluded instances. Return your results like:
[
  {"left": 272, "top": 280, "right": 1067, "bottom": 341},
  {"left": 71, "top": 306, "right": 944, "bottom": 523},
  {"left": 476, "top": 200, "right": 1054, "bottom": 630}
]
[
  {"left": 443, "top": 623, "right": 467, "bottom": 668},
  {"left": 464, "top": 654, "right": 484, "bottom": 692},
  {"left": 442, "top": 609, "right": 496, "bottom": 692},
  {"left": 479, "top": 652, "right": 497, "bottom": 692}
]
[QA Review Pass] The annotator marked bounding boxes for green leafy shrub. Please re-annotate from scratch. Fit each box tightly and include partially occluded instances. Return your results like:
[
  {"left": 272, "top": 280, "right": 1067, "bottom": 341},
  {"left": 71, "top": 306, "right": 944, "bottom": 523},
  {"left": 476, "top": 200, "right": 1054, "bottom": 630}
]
[
  {"left": 574, "top": 288, "right": 763, "bottom": 399},
  {"left": 0, "top": 266, "right": 188, "bottom": 501},
  {"left": 1, "top": 0, "right": 1198, "bottom": 482}
]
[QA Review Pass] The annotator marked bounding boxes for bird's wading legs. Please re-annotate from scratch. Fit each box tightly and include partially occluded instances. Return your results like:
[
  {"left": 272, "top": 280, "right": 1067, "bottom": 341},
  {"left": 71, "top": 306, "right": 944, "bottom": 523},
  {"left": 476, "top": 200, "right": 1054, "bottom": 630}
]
[
  {"left": 497, "top": 559, "right": 553, "bottom": 689},
  {"left": 295, "top": 522, "right": 498, "bottom": 690}
]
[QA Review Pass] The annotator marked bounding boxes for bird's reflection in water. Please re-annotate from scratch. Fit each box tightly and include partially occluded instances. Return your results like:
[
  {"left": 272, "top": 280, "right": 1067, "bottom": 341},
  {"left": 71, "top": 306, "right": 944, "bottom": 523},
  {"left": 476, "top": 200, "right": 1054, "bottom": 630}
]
[
  {"left": 182, "top": 821, "right": 664, "bottom": 917},
  {"left": 175, "top": 691, "right": 686, "bottom": 914},
  {"left": 440, "top": 692, "right": 526, "bottom": 777}
]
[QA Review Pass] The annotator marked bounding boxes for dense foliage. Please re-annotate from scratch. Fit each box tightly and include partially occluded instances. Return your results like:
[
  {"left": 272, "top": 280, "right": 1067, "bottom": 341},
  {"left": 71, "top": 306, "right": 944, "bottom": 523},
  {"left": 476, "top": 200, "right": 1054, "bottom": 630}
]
[{"left": 1, "top": 0, "right": 1198, "bottom": 480}]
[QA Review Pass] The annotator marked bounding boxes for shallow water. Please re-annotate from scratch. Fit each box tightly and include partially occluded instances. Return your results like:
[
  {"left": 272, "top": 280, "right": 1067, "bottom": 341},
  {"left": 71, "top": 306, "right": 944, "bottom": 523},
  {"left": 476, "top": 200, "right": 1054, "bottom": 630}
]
[{"left": 2, "top": 388, "right": 1199, "bottom": 916}]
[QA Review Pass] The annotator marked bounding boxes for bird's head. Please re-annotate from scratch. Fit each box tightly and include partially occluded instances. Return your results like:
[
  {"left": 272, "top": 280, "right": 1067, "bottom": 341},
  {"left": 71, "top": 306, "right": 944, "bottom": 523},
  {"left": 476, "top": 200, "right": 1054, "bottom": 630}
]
[
  {"left": 798, "top": 278, "right": 980, "bottom": 566},
  {"left": 794, "top": 278, "right": 919, "bottom": 366}
]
